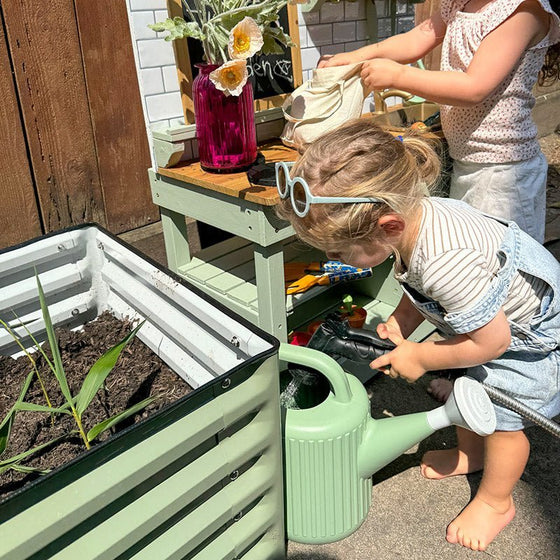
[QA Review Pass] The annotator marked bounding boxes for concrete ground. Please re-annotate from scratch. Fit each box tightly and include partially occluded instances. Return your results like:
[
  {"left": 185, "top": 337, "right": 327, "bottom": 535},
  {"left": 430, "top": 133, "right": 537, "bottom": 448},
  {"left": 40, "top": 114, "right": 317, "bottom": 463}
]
[{"left": 123, "top": 132, "right": 560, "bottom": 560}]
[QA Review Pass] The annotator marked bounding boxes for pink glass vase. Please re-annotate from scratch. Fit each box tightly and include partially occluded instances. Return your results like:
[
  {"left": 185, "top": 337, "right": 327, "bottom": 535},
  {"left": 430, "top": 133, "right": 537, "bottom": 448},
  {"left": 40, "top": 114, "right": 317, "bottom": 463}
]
[{"left": 192, "top": 64, "right": 258, "bottom": 173}]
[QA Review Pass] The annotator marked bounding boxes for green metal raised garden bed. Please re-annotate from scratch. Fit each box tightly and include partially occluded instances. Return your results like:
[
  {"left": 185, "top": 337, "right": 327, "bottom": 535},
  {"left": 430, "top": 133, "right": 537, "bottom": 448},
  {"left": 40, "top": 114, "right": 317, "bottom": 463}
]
[{"left": 0, "top": 225, "right": 284, "bottom": 560}]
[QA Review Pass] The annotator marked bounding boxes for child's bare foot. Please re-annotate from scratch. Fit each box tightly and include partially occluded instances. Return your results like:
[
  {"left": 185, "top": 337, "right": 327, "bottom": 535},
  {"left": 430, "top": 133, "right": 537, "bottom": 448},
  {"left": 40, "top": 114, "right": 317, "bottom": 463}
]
[
  {"left": 420, "top": 448, "right": 483, "bottom": 479},
  {"left": 446, "top": 496, "right": 515, "bottom": 551},
  {"left": 427, "top": 377, "right": 453, "bottom": 402}
]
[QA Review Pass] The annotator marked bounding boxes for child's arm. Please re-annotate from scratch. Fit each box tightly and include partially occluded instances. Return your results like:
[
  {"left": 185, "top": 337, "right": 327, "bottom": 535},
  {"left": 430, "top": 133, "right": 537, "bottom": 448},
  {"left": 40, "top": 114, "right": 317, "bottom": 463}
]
[
  {"left": 370, "top": 309, "right": 511, "bottom": 382},
  {"left": 377, "top": 295, "right": 426, "bottom": 340},
  {"left": 361, "top": 0, "right": 550, "bottom": 106},
  {"left": 317, "top": 14, "right": 446, "bottom": 68}
]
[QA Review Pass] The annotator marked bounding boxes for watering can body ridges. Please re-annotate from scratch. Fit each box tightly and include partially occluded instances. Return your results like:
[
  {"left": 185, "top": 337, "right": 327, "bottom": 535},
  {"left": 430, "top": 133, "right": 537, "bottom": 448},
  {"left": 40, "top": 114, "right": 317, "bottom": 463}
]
[
  {"left": 284, "top": 372, "right": 372, "bottom": 543},
  {"left": 279, "top": 343, "right": 496, "bottom": 545}
]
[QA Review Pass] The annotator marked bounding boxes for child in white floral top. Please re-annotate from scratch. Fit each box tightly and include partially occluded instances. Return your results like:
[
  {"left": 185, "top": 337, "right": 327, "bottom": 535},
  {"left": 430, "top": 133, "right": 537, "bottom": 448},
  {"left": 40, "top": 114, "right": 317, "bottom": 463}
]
[{"left": 319, "top": 0, "right": 560, "bottom": 243}]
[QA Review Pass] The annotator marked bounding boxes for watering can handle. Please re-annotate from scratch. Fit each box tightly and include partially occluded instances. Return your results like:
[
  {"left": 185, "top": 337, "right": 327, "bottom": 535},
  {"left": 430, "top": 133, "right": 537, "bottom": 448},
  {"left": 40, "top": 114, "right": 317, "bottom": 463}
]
[{"left": 279, "top": 343, "right": 352, "bottom": 404}]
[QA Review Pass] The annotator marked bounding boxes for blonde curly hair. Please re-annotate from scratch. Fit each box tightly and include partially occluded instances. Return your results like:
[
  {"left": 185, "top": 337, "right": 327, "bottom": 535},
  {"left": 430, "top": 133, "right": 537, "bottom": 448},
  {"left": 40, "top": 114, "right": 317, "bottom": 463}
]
[{"left": 276, "top": 118, "right": 441, "bottom": 253}]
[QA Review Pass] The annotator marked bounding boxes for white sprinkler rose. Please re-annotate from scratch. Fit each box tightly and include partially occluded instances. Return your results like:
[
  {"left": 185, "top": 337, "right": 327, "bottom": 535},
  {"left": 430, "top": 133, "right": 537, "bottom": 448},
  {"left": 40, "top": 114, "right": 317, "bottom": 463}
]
[
  {"left": 209, "top": 59, "right": 249, "bottom": 96},
  {"left": 228, "top": 17, "right": 264, "bottom": 60}
]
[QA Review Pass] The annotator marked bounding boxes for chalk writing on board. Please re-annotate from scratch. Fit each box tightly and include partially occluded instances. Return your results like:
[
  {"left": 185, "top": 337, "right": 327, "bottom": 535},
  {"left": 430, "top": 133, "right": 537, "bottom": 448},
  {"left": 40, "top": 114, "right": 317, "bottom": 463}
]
[{"left": 248, "top": 59, "right": 293, "bottom": 82}]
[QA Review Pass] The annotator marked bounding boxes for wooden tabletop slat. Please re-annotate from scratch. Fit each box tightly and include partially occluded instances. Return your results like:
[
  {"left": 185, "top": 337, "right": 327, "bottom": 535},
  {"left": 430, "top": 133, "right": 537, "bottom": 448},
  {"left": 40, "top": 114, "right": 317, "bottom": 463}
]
[{"left": 157, "top": 141, "right": 298, "bottom": 206}]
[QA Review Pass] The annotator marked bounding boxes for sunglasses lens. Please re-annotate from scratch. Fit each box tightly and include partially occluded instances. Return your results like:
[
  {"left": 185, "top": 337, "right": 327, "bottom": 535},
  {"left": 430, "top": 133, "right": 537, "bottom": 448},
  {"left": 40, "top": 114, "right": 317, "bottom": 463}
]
[
  {"left": 291, "top": 180, "right": 308, "bottom": 216},
  {"left": 276, "top": 165, "right": 289, "bottom": 198}
]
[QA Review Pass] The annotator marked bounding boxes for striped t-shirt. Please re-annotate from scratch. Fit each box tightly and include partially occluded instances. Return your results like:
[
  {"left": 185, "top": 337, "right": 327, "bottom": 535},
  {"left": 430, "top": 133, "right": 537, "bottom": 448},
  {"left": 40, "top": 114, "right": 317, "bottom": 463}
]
[{"left": 394, "top": 198, "right": 547, "bottom": 325}]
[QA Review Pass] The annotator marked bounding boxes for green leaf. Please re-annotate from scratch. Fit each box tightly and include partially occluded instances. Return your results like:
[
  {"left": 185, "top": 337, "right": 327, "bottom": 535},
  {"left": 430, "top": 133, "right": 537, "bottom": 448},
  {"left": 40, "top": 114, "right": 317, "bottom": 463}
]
[
  {"left": 13, "top": 402, "right": 71, "bottom": 415},
  {"left": 261, "top": 34, "right": 285, "bottom": 55},
  {"left": 0, "top": 318, "right": 34, "bottom": 364},
  {"left": 87, "top": 396, "right": 156, "bottom": 442},
  {"left": 259, "top": 24, "right": 292, "bottom": 55},
  {"left": 10, "top": 463, "right": 51, "bottom": 475},
  {"left": 36, "top": 274, "right": 74, "bottom": 407},
  {"left": 75, "top": 321, "right": 145, "bottom": 416},
  {"left": 0, "top": 371, "right": 34, "bottom": 456},
  {"left": 148, "top": 18, "right": 205, "bottom": 41},
  {"left": 12, "top": 314, "right": 56, "bottom": 374},
  {"left": 342, "top": 294, "right": 353, "bottom": 314},
  {"left": 0, "top": 433, "right": 69, "bottom": 468},
  {"left": 0, "top": 463, "right": 14, "bottom": 475},
  {"left": 254, "top": 10, "right": 281, "bottom": 27}
]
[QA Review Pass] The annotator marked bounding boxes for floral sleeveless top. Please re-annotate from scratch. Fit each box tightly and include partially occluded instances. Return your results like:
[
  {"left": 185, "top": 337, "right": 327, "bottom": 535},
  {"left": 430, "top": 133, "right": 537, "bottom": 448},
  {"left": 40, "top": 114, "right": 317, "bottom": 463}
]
[{"left": 440, "top": 0, "right": 560, "bottom": 163}]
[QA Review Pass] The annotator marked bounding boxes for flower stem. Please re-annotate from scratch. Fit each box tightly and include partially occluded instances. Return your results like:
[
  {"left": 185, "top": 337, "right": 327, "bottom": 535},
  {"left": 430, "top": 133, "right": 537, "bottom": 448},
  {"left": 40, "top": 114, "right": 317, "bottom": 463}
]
[{"left": 181, "top": 0, "right": 199, "bottom": 25}]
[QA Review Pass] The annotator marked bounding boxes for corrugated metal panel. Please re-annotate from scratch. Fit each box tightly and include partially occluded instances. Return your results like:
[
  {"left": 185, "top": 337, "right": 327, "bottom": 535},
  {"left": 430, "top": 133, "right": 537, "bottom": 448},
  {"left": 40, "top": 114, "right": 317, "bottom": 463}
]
[{"left": 0, "top": 225, "right": 284, "bottom": 560}]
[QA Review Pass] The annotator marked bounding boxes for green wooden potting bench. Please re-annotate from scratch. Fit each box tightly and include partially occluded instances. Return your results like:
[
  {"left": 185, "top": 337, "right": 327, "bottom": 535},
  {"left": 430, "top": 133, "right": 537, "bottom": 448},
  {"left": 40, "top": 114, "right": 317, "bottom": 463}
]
[{"left": 150, "top": 141, "right": 308, "bottom": 343}]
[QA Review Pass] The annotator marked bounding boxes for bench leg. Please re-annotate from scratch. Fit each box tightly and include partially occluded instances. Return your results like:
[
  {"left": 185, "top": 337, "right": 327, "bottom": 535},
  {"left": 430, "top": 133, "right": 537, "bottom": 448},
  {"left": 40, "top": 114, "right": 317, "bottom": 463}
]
[
  {"left": 254, "top": 242, "right": 287, "bottom": 342},
  {"left": 160, "top": 207, "right": 191, "bottom": 273}
]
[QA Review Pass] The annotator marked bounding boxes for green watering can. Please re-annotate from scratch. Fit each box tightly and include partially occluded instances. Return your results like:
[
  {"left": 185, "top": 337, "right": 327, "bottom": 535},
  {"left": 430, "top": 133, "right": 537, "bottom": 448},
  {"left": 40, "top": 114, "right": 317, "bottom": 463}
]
[{"left": 279, "top": 343, "right": 496, "bottom": 544}]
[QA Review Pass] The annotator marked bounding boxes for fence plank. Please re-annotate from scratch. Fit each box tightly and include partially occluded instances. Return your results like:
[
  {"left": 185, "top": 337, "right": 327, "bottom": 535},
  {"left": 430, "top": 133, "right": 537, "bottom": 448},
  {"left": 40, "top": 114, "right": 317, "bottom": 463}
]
[
  {"left": 2, "top": 0, "right": 106, "bottom": 232},
  {"left": 0, "top": 18, "right": 41, "bottom": 248},
  {"left": 75, "top": 0, "right": 158, "bottom": 233}
]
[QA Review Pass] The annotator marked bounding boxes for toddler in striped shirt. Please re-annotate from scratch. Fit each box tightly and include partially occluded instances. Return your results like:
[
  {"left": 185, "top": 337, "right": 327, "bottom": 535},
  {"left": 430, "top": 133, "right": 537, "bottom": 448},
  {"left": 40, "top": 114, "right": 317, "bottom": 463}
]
[{"left": 276, "top": 118, "right": 560, "bottom": 552}]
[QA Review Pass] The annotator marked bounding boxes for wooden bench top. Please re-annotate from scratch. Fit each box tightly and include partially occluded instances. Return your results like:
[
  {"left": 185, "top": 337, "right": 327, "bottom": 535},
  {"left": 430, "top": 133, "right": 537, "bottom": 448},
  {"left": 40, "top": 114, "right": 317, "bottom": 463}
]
[{"left": 157, "top": 141, "right": 298, "bottom": 207}]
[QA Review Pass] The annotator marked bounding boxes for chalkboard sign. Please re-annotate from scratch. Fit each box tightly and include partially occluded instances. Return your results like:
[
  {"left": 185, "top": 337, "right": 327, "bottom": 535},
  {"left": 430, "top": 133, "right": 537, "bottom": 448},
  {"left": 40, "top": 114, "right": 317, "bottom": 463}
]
[
  {"left": 247, "top": 7, "right": 296, "bottom": 99},
  {"left": 184, "top": 6, "right": 296, "bottom": 99},
  {"left": 166, "top": 0, "right": 302, "bottom": 123}
]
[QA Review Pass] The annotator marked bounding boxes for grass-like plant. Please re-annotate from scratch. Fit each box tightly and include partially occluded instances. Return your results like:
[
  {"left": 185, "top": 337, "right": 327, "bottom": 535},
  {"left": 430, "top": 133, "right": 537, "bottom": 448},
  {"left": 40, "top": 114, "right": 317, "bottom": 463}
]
[
  {"left": 0, "top": 275, "right": 156, "bottom": 476},
  {"left": 0, "top": 318, "right": 53, "bottom": 410}
]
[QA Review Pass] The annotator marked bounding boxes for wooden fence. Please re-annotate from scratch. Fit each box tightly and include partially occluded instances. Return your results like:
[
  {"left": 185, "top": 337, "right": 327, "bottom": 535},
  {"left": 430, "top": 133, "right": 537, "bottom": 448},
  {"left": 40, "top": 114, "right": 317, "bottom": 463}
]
[{"left": 0, "top": 0, "right": 158, "bottom": 250}]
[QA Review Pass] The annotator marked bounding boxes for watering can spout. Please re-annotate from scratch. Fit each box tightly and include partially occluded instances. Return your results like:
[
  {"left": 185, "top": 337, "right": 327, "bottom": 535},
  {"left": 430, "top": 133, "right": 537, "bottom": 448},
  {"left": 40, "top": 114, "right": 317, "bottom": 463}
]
[{"left": 358, "top": 377, "right": 496, "bottom": 478}]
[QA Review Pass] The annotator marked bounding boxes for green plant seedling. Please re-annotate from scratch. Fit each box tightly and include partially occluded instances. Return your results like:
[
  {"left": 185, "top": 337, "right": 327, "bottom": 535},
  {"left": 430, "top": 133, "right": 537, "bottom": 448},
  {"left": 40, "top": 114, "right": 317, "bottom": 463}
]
[
  {"left": 6, "top": 274, "right": 156, "bottom": 452},
  {"left": 0, "top": 433, "right": 69, "bottom": 475},
  {"left": 0, "top": 370, "right": 34, "bottom": 461},
  {"left": 0, "top": 370, "right": 66, "bottom": 475},
  {"left": 36, "top": 275, "right": 156, "bottom": 449},
  {"left": 0, "top": 318, "right": 52, "bottom": 409},
  {"left": 342, "top": 294, "right": 354, "bottom": 314}
]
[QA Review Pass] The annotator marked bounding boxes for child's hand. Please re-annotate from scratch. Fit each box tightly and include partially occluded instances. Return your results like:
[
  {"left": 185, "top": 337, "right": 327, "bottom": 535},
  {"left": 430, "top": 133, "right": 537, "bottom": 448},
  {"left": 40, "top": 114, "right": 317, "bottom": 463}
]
[
  {"left": 369, "top": 331, "right": 427, "bottom": 383},
  {"left": 360, "top": 59, "right": 404, "bottom": 92},
  {"left": 318, "top": 53, "right": 359, "bottom": 68},
  {"left": 376, "top": 318, "right": 403, "bottom": 341}
]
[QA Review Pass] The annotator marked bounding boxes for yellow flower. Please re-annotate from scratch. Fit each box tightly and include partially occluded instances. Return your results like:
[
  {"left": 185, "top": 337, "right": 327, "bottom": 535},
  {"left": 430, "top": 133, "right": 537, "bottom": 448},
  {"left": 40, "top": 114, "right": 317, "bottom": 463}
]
[
  {"left": 228, "top": 17, "right": 264, "bottom": 60},
  {"left": 209, "top": 59, "right": 248, "bottom": 96}
]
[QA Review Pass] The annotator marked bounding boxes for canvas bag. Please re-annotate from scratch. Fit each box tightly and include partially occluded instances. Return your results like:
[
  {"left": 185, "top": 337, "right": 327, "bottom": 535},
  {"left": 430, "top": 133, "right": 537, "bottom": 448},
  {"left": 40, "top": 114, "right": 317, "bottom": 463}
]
[{"left": 280, "top": 62, "right": 366, "bottom": 150}]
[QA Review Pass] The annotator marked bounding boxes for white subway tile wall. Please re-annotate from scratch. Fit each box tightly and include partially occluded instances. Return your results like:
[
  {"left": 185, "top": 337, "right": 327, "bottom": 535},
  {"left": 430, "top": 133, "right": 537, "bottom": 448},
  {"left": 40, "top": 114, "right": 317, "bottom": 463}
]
[
  {"left": 125, "top": 0, "right": 416, "bottom": 157},
  {"left": 140, "top": 67, "right": 165, "bottom": 96}
]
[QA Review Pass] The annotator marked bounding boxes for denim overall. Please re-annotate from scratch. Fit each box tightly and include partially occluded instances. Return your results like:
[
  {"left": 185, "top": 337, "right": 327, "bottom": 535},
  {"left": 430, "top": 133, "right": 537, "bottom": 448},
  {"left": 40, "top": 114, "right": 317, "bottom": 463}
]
[{"left": 401, "top": 209, "right": 560, "bottom": 431}]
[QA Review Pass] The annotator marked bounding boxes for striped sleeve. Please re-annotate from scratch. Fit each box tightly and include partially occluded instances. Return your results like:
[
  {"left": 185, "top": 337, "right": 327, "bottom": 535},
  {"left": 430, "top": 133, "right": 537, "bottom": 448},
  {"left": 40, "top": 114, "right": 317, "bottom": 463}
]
[{"left": 421, "top": 249, "right": 495, "bottom": 314}]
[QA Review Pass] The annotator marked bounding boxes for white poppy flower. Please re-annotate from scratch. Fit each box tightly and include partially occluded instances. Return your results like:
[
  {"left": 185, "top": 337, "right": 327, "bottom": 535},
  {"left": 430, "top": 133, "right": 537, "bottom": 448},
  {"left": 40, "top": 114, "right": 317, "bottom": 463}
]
[
  {"left": 209, "top": 59, "right": 249, "bottom": 96},
  {"left": 227, "top": 17, "right": 264, "bottom": 60}
]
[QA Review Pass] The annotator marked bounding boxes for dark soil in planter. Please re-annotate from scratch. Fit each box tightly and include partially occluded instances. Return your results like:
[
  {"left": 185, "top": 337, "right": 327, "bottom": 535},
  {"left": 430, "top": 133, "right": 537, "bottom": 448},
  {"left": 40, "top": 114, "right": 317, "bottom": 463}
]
[{"left": 0, "top": 312, "right": 193, "bottom": 501}]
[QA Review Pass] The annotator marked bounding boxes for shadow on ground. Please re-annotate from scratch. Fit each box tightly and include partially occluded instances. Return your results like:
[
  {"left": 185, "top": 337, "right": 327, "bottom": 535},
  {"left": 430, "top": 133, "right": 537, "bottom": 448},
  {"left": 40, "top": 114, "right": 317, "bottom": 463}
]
[{"left": 288, "top": 372, "right": 560, "bottom": 560}]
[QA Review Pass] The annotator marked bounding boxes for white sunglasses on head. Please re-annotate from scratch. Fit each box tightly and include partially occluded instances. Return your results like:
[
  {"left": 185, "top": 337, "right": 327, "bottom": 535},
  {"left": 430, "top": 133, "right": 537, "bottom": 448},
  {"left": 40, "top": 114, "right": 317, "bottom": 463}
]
[{"left": 275, "top": 161, "right": 382, "bottom": 218}]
